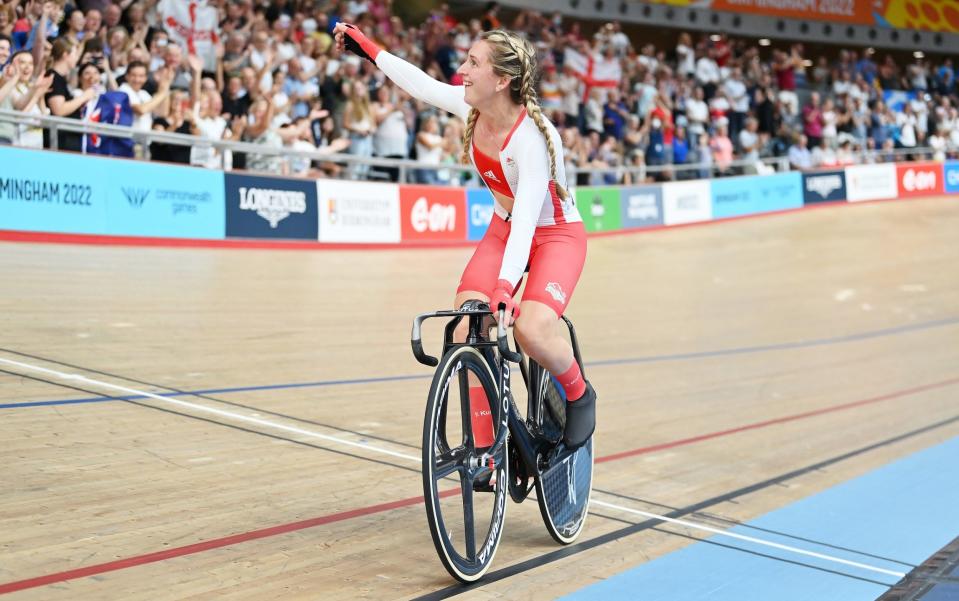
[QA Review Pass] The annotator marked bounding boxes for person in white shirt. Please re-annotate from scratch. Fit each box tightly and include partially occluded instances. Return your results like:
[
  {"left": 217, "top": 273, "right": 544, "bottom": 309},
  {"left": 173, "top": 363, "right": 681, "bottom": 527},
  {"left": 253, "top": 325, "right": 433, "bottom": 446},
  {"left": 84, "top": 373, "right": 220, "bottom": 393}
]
[
  {"left": 738, "top": 117, "right": 761, "bottom": 164},
  {"left": 118, "top": 60, "right": 171, "bottom": 132},
  {"left": 695, "top": 47, "right": 721, "bottom": 99},
  {"left": 685, "top": 85, "right": 709, "bottom": 148},
  {"left": 722, "top": 66, "right": 749, "bottom": 141},
  {"left": 675, "top": 32, "right": 696, "bottom": 79}
]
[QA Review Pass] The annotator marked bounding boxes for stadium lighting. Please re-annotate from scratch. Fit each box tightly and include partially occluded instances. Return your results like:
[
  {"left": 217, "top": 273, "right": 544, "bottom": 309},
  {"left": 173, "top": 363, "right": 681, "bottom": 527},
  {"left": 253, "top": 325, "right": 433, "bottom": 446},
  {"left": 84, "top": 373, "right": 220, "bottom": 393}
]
[
  {"left": 914, "top": 51, "right": 925, "bottom": 59},
  {"left": 758, "top": 38, "right": 771, "bottom": 46},
  {"left": 710, "top": 34, "right": 721, "bottom": 42}
]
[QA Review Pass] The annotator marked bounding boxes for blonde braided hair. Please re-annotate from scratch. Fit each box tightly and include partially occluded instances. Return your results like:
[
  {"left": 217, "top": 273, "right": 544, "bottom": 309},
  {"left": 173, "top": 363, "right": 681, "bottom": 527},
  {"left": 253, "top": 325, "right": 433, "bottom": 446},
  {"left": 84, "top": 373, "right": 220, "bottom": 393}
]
[{"left": 461, "top": 30, "right": 569, "bottom": 201}]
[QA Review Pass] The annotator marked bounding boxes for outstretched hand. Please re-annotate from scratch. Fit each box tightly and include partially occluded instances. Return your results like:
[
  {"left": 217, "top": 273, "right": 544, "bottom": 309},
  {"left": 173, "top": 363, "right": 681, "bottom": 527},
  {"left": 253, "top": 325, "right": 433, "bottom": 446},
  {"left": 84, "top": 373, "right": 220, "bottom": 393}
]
[{"left": 333, "top": 23, "right": 381, "bottom": 64}]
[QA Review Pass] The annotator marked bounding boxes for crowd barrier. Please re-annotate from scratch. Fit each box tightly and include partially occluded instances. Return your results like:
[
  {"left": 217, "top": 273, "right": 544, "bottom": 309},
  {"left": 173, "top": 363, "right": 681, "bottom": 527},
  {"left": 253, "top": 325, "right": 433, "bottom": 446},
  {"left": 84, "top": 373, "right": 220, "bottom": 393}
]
[{"left": 1, "top": 146, "right": 957, "bottom": 245}]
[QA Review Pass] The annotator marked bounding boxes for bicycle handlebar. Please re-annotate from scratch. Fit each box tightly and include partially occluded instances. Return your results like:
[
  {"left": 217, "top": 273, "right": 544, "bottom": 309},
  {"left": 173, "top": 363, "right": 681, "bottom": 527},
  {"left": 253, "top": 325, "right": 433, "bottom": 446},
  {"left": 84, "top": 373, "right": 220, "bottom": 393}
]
[
  {"left": 497, "top": 309, "right": 523, "bottom": 363},
  {"left": 410, "top": 307, "right": 524, "bottom": 366}
]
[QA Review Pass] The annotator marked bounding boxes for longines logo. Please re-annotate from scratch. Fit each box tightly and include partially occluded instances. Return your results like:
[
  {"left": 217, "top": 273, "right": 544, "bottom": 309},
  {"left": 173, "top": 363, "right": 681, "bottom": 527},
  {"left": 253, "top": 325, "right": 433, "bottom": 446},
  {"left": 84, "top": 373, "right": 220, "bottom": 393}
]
[
  {"left": 238, "top": 186, "right": 307, "bottom": 228},
  {"left": 122, "top": 187, "right": 150, "bottom": 207}
]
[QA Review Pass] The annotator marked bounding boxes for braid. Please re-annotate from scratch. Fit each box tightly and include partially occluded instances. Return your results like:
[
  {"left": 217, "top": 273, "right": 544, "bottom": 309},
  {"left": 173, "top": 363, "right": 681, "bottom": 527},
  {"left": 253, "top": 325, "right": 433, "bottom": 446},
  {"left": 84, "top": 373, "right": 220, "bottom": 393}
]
[
  {"left": 474, "top": 30, "right": 570, "bottom": 201},
  {"left": 461, "top": 108, "right": 479, "bottom": 164},
  {"left": 513, "top": 37, "right": 569, "bottom": 201},
  {"left": 526, "top": 102, "right": 569, "bottom": 201}
]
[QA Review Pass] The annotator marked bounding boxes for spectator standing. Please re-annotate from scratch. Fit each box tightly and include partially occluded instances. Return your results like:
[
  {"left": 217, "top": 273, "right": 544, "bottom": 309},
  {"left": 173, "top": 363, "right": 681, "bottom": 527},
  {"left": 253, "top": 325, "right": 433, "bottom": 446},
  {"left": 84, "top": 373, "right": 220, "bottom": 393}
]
[
  {"left": 709, "top": 122, "right": 734, "bottom": 176},
  {"left": 821, "top": 96, "right": 838, "bottom": 148},
  {"left": 0, "top": 61, "right": 16, "bottom": 144},
  {"left": 738, "top": 117, "right": 761, "bottom": 171},
  {"left": 243, "top": 97, "right": 283, "bottom": 173},
  {"left": 44, "top": 39, "right": 94, "bottom": 151},
  {"left": 6, "top": 50, "right": 51, "bottom": 147},
  {"left": 675, "top": 32, "right": 695, "bottom": 80},
  {"left": 685, "top": 84, "right": 708, "bottom": 148},
  {"left": 119, "top": 60, "right": 171, "bottom": 133},
  {"left": 695, "top": 46, "right": 720, "bottom": 100},
  {"left": 803, "top": 91, "right": 824, "bottom": 149},
  {"left": 722, "top": 66, "right": 748, "bottom": 142},
  {"left": 371, "top": 83, "right": 409, "bottom": 181},
  {"left": 602, "top": 88, "right": 628, "bottom": 140},
  {"left": 414, "top": 113, "right": 443, "bottom": 184},
  {"left": 342, "top": 79, "right": 375, "bottom": 178},
  {"left": 773, "top": 48, "right": 800, "bottom": 116}
]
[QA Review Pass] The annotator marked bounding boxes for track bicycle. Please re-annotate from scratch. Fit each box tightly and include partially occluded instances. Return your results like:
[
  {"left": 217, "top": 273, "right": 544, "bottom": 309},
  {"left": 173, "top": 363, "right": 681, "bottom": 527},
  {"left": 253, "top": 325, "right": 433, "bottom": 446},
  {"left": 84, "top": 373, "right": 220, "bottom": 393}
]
[{"left": 410, "top": 300, "right": 593, "bottom": 582}]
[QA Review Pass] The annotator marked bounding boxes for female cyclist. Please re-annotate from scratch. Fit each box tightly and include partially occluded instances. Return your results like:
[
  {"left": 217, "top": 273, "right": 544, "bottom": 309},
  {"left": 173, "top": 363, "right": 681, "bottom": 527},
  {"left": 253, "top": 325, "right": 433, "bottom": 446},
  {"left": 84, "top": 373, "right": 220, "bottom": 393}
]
[{"left": 335, "top": 24, "right": 596, "bottom": 449}]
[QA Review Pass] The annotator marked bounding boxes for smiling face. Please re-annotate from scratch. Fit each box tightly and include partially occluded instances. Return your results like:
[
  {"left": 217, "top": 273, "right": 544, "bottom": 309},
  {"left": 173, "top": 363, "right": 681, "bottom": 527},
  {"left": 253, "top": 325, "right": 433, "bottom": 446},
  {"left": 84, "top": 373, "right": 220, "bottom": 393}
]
[
  {"left": 456, "top": 40, "right": 512, "bottom": 109},
  {"left": 14, "top": 52, "right": 34, "bottom": 81},
  {"left": 79, "top": 64, "right": 100, "bottom": 89}
]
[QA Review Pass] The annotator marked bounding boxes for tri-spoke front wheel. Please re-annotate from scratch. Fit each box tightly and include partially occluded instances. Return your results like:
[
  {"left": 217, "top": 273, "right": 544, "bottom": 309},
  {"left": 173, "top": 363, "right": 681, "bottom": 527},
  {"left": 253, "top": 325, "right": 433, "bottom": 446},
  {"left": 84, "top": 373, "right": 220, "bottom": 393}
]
[{"left": 422, "top": 346, "right": 508, "bottom": 582}]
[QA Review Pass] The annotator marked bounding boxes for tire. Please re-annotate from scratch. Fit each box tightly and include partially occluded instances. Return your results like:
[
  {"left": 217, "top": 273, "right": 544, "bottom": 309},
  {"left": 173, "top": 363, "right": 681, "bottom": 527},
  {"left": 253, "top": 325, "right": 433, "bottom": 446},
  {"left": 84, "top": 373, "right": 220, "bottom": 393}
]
[
  {"left": 534, "top": 377, "right": 593, "bottom": 545},
  {"left": 422, "top": 346, "right": 509, "bottom": 582}
]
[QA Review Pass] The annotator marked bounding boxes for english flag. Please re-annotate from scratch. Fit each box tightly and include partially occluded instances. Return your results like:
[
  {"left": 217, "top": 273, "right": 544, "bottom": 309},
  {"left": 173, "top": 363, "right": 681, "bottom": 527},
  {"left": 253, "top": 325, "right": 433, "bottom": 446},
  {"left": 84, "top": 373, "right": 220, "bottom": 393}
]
[
  {"left": 159, "top": 0, "right": 220, "bottom": 71},
  {"left": 563, "top": 47, "right": 622, "bottom": 102}
]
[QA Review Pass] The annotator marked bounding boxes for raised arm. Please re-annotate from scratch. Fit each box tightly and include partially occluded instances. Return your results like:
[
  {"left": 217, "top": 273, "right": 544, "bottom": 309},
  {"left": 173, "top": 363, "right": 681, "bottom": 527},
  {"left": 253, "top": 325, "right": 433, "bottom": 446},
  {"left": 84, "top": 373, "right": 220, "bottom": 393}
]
[{"left": 334, "top": 23, "right": 470, "bottom": 121}]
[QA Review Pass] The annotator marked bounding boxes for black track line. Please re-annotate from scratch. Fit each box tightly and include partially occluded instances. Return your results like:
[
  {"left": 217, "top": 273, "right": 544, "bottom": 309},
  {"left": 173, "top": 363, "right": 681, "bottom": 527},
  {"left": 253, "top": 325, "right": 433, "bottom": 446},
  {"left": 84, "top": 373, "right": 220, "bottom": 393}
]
[{"left": 411, "top": 413, "right": 959, "bottom": 599}]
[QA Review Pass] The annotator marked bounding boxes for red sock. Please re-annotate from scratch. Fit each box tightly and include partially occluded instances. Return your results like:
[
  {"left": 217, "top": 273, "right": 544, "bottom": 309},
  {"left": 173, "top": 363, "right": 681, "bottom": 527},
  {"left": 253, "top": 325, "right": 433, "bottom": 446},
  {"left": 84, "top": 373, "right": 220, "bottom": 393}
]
[
  {"left": 469, "top": 387, "right": 494, "bottom": 447},
  {"left": 556, "top": 361, "right": 586, "bottom": 401}
]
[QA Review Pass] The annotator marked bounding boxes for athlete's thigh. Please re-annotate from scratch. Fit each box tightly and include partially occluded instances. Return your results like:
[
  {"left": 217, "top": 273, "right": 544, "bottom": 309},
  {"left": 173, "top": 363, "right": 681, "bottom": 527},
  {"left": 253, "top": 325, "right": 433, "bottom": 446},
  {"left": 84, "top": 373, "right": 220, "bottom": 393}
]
[
  {"left": 456, "top": 215, "right": 510, "bottom": 300},
  {"left": 522, "top": 223, "right": 587, "bottom": 317}
]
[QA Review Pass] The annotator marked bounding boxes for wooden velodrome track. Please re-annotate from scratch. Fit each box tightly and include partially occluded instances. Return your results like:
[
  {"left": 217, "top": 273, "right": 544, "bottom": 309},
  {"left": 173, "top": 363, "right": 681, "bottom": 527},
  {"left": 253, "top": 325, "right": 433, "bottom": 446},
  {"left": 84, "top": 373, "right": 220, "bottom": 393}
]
[{"left": 1, "top": 195, "right": 957, "bottom": 600}]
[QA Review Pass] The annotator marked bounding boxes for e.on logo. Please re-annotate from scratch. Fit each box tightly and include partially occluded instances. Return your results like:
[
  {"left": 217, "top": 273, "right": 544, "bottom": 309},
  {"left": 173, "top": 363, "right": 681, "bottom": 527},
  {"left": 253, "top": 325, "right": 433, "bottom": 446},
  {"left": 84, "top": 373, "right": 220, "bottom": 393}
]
[
  {"left": 400, "top": 185, "right": 466, "bottom": 241},
  {"left": 411, "top": 197, "right": 455, "bottom": 232},
  {"left": 897, "top": 163, "right": 943, "bottom": 197}
]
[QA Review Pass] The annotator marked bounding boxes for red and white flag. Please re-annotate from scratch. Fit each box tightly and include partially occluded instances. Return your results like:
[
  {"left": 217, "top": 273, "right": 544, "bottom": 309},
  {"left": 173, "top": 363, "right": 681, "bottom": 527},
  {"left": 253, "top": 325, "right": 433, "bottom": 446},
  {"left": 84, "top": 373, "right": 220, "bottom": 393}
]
[
  {"left": 563, "top": 47, "right": 621, "bottom": 102},
  {"left": 159, "top": 0, "right": 220, "bottom": 70}
]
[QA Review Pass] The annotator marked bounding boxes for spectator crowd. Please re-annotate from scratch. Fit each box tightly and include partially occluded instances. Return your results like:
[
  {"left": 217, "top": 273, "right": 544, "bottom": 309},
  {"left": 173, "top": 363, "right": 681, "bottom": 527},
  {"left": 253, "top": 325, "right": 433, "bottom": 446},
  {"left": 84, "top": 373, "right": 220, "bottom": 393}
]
[{"left": 2, "top": 0, "right": 959, "bottom": 183}]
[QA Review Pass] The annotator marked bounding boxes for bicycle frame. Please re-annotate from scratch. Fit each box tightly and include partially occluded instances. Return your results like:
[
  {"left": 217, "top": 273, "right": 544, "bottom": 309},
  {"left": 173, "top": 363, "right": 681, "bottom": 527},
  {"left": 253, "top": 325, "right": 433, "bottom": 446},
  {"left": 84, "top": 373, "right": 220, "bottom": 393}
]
[{"left": 410, "top": 307, "right": 584, "bottom": 480}]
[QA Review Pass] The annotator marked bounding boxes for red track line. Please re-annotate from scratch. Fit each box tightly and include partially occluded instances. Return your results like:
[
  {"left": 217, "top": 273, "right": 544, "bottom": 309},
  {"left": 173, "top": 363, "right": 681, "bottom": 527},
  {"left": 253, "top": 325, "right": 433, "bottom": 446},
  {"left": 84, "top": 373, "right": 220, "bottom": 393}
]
[
  {"left": 1, "top": 375, "right": 957, "bottom": 594},
  {"left": 596, "top": 376, "right": 959, "bottom": 464},
  {"left": 0, "top": 489, "right": 460, "bottom": 595}
]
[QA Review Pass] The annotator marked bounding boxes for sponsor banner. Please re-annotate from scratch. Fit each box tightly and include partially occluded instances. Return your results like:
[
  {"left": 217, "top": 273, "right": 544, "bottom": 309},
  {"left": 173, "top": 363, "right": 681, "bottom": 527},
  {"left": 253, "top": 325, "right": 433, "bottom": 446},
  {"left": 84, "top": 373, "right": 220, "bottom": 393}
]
[
  {"left": 712, "top": 171, "right": 803, "bottom": 219},
  {"left": 662, "top": 180, "right": 712, "bottom": 225},
  {"left": 0, "top": 146, "right": 107, "bottom": 234},
  {"left": 575, "top": 187, "right": 623, "bottom": 232},
  {"left": 711, "top": 172, "right": 803, "bottom": 219},
  {"left": 466, "top": 189, "right": 495, "bottom": 241},
  {"left": 0, "top": 146, "right": 223, "bottom": 238},
  {"left": 648, "top": 1, "right": 959, "bottom": 34},
  {"left": 709, "top": 0, "right": 873, "bottom": 25},
  {"left": 945, "top": 161, "right": 959, "bottom": 194},
  {"left": 619, "top": 185, "right": 664, "bottom": 229},
  {"left": 399, "top": 185, "right": 467, "bottom": 242},
  {"left": 845, "top": 163, "right": 898, "bottom": 202},
  {"left": 225, "top": 173, "right": 318, "bottom": 240},
  {"left": 106, "top": 161, "right": 224, "bottom": 238},
  {"left": 802, "top": 170, "right": 847, "bottom": 204},
  {"left": 317, "top": 180, "right": 400, "bottom": 243},
  {"left": 896, "top": 162, "right": 944, "bottom": 198}
]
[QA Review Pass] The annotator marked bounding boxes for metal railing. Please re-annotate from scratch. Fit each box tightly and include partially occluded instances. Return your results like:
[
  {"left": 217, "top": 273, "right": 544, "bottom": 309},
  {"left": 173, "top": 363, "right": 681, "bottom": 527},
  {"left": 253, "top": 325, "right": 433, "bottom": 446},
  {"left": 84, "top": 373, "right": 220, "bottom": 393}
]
[{"left": 0, "top": 109, "right": 944, "bottom": 184}]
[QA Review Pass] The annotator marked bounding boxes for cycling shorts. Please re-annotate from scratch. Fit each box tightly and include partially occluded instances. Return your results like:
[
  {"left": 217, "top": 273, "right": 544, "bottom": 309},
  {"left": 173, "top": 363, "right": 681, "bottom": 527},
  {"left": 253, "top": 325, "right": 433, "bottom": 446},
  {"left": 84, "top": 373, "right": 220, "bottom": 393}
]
[{"left": 457, "top": 215, "right": 587, "bottom": 317}]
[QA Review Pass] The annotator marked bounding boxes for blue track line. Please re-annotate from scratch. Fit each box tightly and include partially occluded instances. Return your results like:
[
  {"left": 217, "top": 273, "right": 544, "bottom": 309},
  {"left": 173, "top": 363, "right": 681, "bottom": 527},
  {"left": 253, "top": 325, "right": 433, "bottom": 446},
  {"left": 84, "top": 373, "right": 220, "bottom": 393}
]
[{"left": 2, "top": 316, "right": 957, "bottom": 410}]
